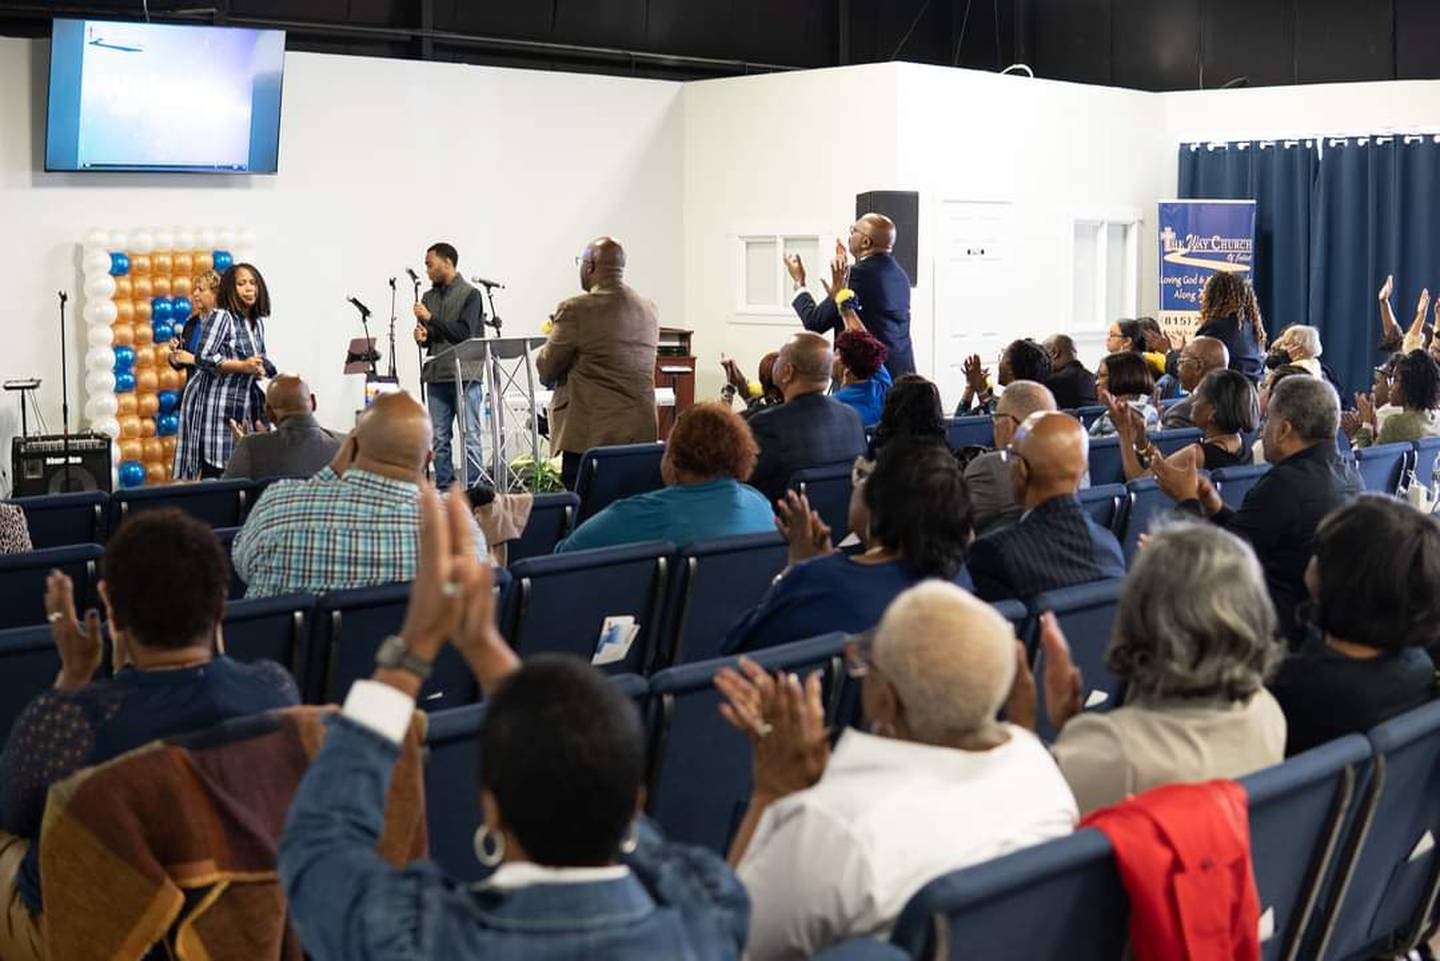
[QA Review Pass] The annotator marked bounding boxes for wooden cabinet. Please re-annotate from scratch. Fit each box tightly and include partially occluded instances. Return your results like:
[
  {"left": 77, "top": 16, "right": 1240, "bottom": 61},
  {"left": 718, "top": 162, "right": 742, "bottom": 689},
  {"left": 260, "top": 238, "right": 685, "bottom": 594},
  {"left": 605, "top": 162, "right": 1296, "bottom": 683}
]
[{"left": 656, "top": 327, "right": 695, "bottom": 440}]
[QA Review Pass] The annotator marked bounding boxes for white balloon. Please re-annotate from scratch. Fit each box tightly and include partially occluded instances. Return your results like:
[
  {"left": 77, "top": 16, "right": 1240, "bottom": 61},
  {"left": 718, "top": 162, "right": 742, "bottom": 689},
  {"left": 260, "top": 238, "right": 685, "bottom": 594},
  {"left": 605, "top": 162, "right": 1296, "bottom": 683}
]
[
  {"left": 198, "top": 228, "right": 218, "bottom": 249},
  {"left": 155, "top": 229, "right": 175, "bottom": 251},
  {"left": 92, "top": 416, "right": 121, "bottom": 440},
  {"left": 176, "top": 229, "right": 197, "bottom": 251},
  {"left": 84, "top": 274, "right": 116, "bottom": 300},
  {"left": 87, "top": 324, "right": 114, "bottom": 348},
  {"left": 85, "top": 229, "right": 110, "bottom": 249},
  {"left": 217, "top": 228, "right": 238, "bottom": 249},
  {"left": 84, "top": 395, "right": 118, "bottom": 420},
  {"left": 85, "top": 370, "right": 116, "bottom": 395},
  {"left": 110, "top": 230, "right": 129, "bottom": 251},
  {"left": 85, "top": 346, "right": 115, "bottom": 372},
  {"left": 83, "top": 299, "right": 118, "bottom": 326},
  {"left": 234, "top": 249, "right": 257, "bottom": 267},
  {"left": 83, "top": 248, "right": 112, "bottom": 276},
  {"left": 236, "top": 229, "right": 257, "bottom": 249},
  {"left": 130, "top": 230, "right": 155, "bottom": 254}
]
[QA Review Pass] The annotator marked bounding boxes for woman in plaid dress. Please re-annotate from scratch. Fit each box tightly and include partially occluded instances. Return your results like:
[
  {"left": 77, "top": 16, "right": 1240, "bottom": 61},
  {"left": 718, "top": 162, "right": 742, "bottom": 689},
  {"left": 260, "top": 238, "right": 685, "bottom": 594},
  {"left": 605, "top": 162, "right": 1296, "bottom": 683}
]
[{"left": 173, "top": 263, "right": 278, "bottom": 479}]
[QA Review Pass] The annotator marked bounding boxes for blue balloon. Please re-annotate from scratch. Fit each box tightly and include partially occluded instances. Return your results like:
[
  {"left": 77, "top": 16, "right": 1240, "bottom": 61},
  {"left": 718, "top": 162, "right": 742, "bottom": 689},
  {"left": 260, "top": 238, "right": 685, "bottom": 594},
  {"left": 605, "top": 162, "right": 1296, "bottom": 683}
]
[
  {"left": 170, "top": 296, "right": 192, "bottom": 318},
  {"left": 155, "top": 412, "right": 180, "bottom": 437},
  {"left": 113, "top": 345, "right": 135, "bottom": 373},
  {"left": 109, "top": 252, "right": 130, "bottom": 276},
  {"left": 157, "top": 390, "right": 179, "bottom": 415},
  {"left": 152, "top": 322, "right": 175, "bottom": 343},
  {"left": 119, "top": 460, "right": 146, "bottom": 488},
  {"left": 151, "top": 297, "right": 175, "bottom": 322},
  {"left": 212, "top": 250, "right": 234, "bottom": 272},
  {"left": 115, "top": 372, "right": 136, "bottom": 393}
]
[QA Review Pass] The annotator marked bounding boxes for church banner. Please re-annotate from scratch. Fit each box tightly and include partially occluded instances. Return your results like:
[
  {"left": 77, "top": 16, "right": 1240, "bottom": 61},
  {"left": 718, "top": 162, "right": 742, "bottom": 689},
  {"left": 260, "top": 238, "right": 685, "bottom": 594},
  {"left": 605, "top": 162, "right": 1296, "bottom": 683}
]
[{"left": 1157, "top": 199, "right": 1256, "bottom": 341}]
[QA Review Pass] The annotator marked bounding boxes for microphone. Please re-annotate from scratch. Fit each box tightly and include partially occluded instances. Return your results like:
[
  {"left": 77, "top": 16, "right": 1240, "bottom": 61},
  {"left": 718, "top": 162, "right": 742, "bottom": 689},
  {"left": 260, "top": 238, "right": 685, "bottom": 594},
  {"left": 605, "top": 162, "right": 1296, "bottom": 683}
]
[
  {"left": 406, "top": 268, "right": 420, "bottom": 284},
  {"left": 347, "top": 296, "right": 372, "bottom": 317},
  {"left": 471, "top": 275, "right": 505, "bottom": 290}
]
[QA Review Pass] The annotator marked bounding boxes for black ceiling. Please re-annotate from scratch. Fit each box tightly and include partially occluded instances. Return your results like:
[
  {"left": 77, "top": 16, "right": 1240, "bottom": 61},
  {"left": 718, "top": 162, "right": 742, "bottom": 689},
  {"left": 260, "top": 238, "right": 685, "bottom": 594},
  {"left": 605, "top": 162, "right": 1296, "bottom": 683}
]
[{"left": 0, "top": 0, "right": 1436, "bottom": 87}]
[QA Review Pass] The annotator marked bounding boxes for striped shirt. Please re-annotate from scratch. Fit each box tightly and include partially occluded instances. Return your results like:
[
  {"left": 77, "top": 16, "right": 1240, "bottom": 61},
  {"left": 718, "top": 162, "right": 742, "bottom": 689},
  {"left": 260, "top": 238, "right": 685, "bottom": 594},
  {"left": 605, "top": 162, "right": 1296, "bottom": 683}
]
[
  {"left": 232, "top": 466, "right": 487, "bottom": 598},
  {"left": 174, "top": 309, "right": 275, "bottom": 479}
]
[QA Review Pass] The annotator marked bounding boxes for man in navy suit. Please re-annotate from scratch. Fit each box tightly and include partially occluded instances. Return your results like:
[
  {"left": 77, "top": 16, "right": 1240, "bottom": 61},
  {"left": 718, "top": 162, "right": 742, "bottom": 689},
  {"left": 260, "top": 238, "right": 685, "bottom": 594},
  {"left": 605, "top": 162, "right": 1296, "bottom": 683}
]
[
  {"left": 786, "top": 214, "right": 915, "bottom": 378},
  {"left": 746, "top": 332, "right": 868, "bottom": 504},
  {"left": 968, "top": 411, "right": 1126, "bottom": 602}
]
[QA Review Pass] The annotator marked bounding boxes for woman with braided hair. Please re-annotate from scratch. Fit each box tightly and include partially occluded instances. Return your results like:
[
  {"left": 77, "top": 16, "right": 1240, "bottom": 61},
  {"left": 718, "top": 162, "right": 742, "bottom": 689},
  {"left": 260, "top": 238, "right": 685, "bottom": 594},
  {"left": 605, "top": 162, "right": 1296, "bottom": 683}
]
[{"left": 1197, "top": 271, "right": 1267, "bottom": 383}]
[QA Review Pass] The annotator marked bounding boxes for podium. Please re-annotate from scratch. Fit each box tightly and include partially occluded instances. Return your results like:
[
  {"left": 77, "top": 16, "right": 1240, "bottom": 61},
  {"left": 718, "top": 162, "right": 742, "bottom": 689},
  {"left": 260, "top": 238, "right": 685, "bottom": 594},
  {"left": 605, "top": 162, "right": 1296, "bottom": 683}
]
[{"left": 428, "top": 336, "right": 547, "bottom": 493}]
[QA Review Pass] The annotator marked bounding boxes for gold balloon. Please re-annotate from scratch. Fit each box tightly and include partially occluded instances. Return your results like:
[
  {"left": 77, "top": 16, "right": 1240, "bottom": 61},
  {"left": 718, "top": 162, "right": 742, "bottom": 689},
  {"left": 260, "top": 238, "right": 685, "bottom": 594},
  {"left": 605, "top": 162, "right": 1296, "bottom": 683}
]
[
  {"left": 115, "top": 299, "right": 135, "bottom": 323},
  {"left": 158, "top": 367, "right": 180, "bottom": 390},
  {"left": 173, "top": 253, "right": 193, "bottom": 275},
  {"left": 196, "top": 253, "right": 213, "bottom": 272},
  {"left": 152, "top": 252, "right": 173, "bottom": 275},
  {"left": 133, "top": 345, "right": 155, "bottom": 369},
  {"left": 134, "top": 300, "right": 153, "bottom": 323},
  {"left": 170, "top": 275, "right": 189, "bottom": 294},
  {"left": 139, "top": 419, "right": 157, "bottom": 438},
  {"left": 119, "top": 438, "right": 143, "bottom": 460},
  {"left": 155, "top": 343, "right": 172, "bottom": 366},
  {"left": 117, "top": 394, "right": 138, "bottom": 417},
  {"left": 151, "top": 276, "right": 172, "bottom": 297},
  {"left": 137, "top": 369, "right": 158, "bottom": 392},
  {"left": 129, "top": 254, "right": 151, "bottom": 275},
  {"left": 114, "top": 276, "right": 133, "bottom": 299},
  {"left": 143, "top": 439, "right": 163, "bottom": 461},
  {"left": 112, "top": 323, "right": 135, "bottom": 347},
  {"left": 138, "top": 394, "right": 159, "bottom": 418},
  {"left": 132, "top": 277, "right": 154, "bottom": 300},
  {"left": 134, "top": 323, "right": 154, "bottom": 346},
  {"left": 165, "top": 463, "right": 174, "bottom": 481},
  {"left": 119, "top": 416, "right": 141, "bottom": 439},
  {"left": 160, "top": 434, "right": 178, "bottom": 455},
  {"left": 146, "top": 462, "right": 167, "bottom": 483}
]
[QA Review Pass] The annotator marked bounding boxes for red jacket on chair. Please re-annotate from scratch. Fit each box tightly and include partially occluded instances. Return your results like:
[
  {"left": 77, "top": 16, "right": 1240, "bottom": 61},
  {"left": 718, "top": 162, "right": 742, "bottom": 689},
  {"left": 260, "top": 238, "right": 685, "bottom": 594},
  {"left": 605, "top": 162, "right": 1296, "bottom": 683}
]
[{"left": 1082, "top": 780, "right": 1261, "bottom": 961}]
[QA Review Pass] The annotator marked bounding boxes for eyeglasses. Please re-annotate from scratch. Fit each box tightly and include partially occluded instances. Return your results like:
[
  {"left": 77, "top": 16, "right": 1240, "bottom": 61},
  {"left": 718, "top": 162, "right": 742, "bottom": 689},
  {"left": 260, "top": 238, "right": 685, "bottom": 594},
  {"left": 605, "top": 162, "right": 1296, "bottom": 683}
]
[
  {"left": 844, "top": 630, "right": 876, "bottom": 679},
  {"left": 994, "top": 412, "right": 1021, "bottom": 431}
]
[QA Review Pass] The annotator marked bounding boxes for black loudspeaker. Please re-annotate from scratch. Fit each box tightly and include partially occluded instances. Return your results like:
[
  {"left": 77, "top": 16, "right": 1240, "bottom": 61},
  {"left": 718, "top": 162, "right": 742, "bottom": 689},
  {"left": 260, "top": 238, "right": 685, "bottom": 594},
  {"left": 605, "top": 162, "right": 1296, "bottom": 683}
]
[
  {"left": 856, "top": 190, "right": 919, "bottom": 287},
  {"left": 11, "top": 432, "right": 113, "bottom": 495}
]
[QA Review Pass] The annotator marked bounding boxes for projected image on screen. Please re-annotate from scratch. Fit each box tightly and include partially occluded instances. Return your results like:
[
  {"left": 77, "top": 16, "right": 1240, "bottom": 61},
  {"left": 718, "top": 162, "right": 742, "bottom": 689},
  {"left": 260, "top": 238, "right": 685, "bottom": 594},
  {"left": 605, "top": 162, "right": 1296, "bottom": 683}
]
[{"left": 47, "top": 20, "right": 285, "bottom": 174}]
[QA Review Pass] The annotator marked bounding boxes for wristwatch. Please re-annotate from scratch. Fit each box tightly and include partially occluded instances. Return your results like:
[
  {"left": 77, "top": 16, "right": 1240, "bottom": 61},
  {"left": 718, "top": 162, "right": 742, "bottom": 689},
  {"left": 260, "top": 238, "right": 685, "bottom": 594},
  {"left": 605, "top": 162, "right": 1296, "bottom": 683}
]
[{"left": 374, "top": 634, "right": 434, "bottom": 681}]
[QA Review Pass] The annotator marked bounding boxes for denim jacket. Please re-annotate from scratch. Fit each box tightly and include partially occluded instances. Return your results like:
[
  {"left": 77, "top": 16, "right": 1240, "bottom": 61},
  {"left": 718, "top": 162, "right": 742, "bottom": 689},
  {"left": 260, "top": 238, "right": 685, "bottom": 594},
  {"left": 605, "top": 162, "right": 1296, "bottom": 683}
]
[{"left": 279, "top": 716, "right": 749, "bottom": 960}]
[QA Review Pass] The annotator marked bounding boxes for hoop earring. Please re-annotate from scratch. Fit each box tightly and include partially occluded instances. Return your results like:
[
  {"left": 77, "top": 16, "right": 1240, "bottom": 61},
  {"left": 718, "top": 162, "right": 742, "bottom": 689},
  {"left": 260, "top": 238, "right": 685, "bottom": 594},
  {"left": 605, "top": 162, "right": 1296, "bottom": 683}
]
[
  {"left": 620, "top": 822, "right": 639, "bottom": 856},
  {"left": 474, "top": 825, "right": 505, "bottom": 868}
]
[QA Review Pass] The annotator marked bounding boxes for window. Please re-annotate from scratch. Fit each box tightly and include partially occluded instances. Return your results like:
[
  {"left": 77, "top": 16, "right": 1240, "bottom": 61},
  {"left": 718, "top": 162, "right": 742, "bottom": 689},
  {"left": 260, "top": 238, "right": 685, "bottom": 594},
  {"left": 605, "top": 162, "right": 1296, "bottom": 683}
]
[
  {"left": 1071, "top": 217, "right": 1140, "bottom": 332},
  {"left": 737, "top": 233, "right": 821, "bottom": 320}
]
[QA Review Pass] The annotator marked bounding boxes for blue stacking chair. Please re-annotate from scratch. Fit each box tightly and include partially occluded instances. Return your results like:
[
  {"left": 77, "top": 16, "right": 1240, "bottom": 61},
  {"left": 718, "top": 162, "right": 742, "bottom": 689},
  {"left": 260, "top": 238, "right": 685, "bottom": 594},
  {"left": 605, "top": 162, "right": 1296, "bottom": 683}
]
[
  {"left": 945, "top": 416, "right": 993, "bottom": 450},
  {"left": 1353, "top": 442, "right": 1414, "bottom": 496},
  {"left": 889, "top": 828, "right": 1127, "bottom": 960},
  {"left": 790, "top": 463, "right": 854, "bottom": 541},
  {"left": 1152, "top": 427, "right": 1203, "bottom": 457},
  {"left": 0, "top": 624, "right": 62, "bottom": 741},
  {"left": 814, "top": 941, "right": 910, "bottom": 960},
  {"left": 110, "top": 478, "right": 251, "bottom": 530},
  {"left": 1120, "top": 478, "right": 1182, "bottom": 565},
  {"left": 1074, "top": 405, "right": 1107, "bottom": 429},
  {"left": 1310, "top": 701, "right": 1440, "bottom": 961},
  {"left": 0, "top": 544, "right": 102, "bottom": 630},
  {"left": 1240, "top": 736, "right": 1372, "bottom": 961},
  {"left": 506, "top": 541, "right": 672, "bottom": 675},
  {"left": 646, "top": 633, "right": 848, "bottom": 853},
  {"left": 574, "top": 443, "right": 665, "bottom": 523},
  {"left": 7, "top": 491, "right": 108, "bottom": 548},
  {"left": 1411, "top": 437, "right": 1440, "bottom": 493},
  {"left": 313, "top": 572, "right": 510, "bottom": 707},
  {"left": 1077, "top": 484, "right": 1127, "bottom": 534},
  {"left": 423, "top": 674, "right": 649, "bottom": 885},
  {"left": 1086, "top": 436, "right": 1125, "bottom": 486},
  {"left": 665, "top": 533, "right": 788, "bottom": 666},
  {"left": 211, "top": 526, "right": 247, "bottom": 599},
  {"left": 506, "top": 491, "right": 580, "bottom": 565},
  {"left": 1212, "top": 463, "right": 1271, "bottom": 511},
  {"left": 220, "top": 593, "right": 314, "bottom": 688},
  {"left": 1029, "top": 579, "right": 1124, "bottom": 741}
]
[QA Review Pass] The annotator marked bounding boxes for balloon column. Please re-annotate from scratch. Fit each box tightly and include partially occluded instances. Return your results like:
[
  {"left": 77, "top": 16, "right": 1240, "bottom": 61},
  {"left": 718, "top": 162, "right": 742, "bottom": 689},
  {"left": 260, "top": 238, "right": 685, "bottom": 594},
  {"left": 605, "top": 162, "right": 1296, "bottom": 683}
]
[{"left": 80, "top": 227, "right": 257, "bottom": 487}]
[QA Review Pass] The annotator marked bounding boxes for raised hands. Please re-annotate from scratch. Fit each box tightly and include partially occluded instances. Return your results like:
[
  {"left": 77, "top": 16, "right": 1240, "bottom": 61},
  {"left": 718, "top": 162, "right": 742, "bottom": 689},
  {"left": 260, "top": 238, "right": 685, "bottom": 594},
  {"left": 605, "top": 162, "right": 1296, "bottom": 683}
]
[
  {"left": 715, "top": 659, "right": 831, "bottom": 801},
  {"left": 1354, "top": 391, "right": 1377, "bottom": 430},
  {"left": 783, "top": 253, "right": 806, "bottom": 288},
  {"left": 721, "top": 357, "right": 748, "bottom": 393},
  {"left": 46, "top": 569, "right": 104, "bottom": 691},
  {"left": 820, "top": 242, "right": 850, "bottom": 299},
  {"left": 1037, "top": 612, "right": 1084, "bottom": 733},
  {"left": 962, "top": 354, "right": 990, "bottom": 394},
  {"left": 775, "top": 489, "right": 833, "bottom": 564}
]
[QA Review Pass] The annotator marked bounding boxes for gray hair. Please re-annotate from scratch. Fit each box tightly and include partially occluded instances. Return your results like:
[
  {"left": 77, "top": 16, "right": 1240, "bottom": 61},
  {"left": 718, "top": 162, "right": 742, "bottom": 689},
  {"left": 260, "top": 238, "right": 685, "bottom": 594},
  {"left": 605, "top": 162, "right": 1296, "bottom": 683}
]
[
  {"left": 1268, "top": 374, "right": 1340, "bottom": 443},
  {"left": 1106, "top": 521, "right": 1280, "bottom": 702},
  {"left": 872, "top": 581, "right": 1016, "bottom": 742},
  {"left": 996, "top": 380, "right": 1057, "bottom": 422},
  {"left": 1284, "top": 324, "right": 1323, "bottom": 359}
]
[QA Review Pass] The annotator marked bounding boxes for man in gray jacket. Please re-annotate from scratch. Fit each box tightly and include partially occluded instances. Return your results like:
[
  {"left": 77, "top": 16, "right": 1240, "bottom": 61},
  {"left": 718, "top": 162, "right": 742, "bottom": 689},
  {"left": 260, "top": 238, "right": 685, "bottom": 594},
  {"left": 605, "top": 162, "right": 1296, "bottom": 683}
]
[
  {"left": 223, "top": 375, "right": 341, "bottom": 481},
  {"left": 414, "top": 242, "right": 486, "bottom": 489},
  {"left": 964, "top": 380, "right": 1057, "bottom": 535}
]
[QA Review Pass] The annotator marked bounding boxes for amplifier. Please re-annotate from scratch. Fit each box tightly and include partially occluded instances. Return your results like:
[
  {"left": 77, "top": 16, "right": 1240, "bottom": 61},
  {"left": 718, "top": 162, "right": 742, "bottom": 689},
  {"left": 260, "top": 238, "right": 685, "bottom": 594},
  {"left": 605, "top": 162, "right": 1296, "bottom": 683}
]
[{"left": 11, "top": 432, "right": 113, "bottom": 496}]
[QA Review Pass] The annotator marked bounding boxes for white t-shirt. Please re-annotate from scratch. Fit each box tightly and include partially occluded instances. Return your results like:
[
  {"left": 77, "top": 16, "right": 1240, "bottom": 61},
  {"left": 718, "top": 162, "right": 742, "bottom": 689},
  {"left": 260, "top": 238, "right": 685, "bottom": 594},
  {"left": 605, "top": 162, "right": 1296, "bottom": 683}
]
[{"left": 737, "top": 727, "right": 1078, "bottom": 960}]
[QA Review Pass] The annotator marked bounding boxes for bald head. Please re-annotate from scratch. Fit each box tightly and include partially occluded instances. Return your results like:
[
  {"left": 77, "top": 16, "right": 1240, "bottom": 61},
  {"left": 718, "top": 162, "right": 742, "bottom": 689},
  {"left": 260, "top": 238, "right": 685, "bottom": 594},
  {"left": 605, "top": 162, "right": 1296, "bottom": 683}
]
[
  {"left": 872, "top": 581, "right": 1016, "bottom": 744},
  {"left": 775, "top": 332, "right": 833, "bottom": 400},
  {"left": 579, "top": 236, "right": 626, "bottom": 291},
  {"left": 352, "top": 391, "right": 433, "bottom": 481},
  {"left": 264, "top": 374, "right": 314, "bottom": 423},
  {"left": 1012, "top": 411, "right": 1089, "bottom": 506},
  {"left": 1179, "top": 335, "right": 1230, "bottom": 391},
  {"left": 1044, "top": 334, "right": 1077, "bottom": 365},
  {"left": 850, "top": 213, "right": 897, "bottom": 259},
  {"left": 994, "top": 381, "right": 1057, "bottom": 449}
]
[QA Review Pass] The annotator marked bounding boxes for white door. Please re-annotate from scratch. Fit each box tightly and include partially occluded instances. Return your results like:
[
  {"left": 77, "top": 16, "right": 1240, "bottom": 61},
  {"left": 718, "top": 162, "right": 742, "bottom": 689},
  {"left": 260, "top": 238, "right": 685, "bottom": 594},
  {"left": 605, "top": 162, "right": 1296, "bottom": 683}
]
[{"left": 933, "top": 200, "right": 1015, "bottom": 411}]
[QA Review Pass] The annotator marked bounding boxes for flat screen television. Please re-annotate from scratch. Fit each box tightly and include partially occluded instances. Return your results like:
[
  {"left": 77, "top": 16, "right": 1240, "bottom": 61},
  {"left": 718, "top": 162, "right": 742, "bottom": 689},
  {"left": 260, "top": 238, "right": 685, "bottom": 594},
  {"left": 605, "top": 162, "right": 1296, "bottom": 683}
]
[{"left": 46, "top": 19, "right": 286, "bottom": 173}]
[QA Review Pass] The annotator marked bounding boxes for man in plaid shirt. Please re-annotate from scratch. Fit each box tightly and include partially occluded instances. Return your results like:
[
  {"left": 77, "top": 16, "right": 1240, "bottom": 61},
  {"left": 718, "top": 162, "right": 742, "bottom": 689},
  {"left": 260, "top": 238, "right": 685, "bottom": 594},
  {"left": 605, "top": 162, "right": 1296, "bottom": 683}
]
[{"left": 234, "top": 392, "right": 487, "bottom": 598}]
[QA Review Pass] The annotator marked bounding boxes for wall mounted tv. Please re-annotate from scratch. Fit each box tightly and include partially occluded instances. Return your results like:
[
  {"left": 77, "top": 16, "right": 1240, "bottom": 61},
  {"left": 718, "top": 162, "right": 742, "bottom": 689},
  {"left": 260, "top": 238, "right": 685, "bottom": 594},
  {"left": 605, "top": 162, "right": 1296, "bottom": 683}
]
[{"left": 46, "top": 19, "right": 285, "bottom": 174}]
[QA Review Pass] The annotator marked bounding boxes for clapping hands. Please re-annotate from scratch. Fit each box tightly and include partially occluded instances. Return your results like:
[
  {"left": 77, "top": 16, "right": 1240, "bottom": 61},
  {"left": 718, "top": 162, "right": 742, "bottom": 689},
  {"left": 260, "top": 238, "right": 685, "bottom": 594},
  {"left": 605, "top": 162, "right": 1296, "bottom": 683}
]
[
  {"left": 775, "top": 490, "right": 833, "bottom": 564},
  {"left": 715, "top": 658, "right": 831, "bottom": 801}
]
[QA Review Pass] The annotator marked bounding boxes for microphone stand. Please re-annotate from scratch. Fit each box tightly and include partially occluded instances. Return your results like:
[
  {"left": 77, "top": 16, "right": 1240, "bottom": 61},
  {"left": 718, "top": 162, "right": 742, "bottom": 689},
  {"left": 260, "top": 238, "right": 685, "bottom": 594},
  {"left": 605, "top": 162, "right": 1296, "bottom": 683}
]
[
  {"left": 481, "top": 284, "right": 503, "bottom": 337},
  {"left": 350, "top": 300, "right": 379, "bottom": 380},
  {"left": 411, "top": 277, "right": 426, "bottom": 403},
  {"left": 386, "top": 278, "right": 399, "bottom": 380},
  {"left": 58, "top": 291, "right": 71, "bottom": 492}
]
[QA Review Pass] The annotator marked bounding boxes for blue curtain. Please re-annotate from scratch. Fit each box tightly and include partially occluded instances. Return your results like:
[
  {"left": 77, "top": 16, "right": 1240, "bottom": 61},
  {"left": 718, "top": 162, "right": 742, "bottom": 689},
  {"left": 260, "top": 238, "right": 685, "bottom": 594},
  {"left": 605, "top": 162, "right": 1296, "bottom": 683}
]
[
  {"left": 1178, "top": 141, "right": 1318, "bottom": 344},
  {"left": 1309, "top": 137, "right": 1440, "bottom": 395}
]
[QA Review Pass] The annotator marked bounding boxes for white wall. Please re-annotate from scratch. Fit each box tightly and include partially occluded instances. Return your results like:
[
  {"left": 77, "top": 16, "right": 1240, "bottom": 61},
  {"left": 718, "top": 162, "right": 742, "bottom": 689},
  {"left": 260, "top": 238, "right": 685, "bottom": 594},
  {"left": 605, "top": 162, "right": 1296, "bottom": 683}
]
[
  {"left": 0, "top": 38, "right": 683, "bottom": 480},
  {"left": 1161, "top": 80, "right": 1440, "bottom": 147}
]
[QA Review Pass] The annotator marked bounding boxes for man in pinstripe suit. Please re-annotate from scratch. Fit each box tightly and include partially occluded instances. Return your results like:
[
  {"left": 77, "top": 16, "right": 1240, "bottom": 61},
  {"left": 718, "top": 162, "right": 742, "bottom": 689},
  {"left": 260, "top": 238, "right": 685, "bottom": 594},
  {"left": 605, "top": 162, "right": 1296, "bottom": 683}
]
[{"left": 968, "top": 412, "right": 1125, "bottom": 603}]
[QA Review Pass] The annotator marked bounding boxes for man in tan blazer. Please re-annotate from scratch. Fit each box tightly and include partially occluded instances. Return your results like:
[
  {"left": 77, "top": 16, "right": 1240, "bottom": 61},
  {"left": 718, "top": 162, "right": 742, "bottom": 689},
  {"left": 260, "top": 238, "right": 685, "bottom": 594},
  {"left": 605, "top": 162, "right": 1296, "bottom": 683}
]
[{"left": 538, "top": 236, "right": 659, "bottom": 489}]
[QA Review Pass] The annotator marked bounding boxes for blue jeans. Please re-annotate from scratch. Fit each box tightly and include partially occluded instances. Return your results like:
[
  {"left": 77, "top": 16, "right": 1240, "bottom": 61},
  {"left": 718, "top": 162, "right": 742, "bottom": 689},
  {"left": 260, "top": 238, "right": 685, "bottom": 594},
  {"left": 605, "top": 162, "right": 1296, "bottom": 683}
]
[{"left": 427, "top": 380, "right": 485, "bottom": 489}]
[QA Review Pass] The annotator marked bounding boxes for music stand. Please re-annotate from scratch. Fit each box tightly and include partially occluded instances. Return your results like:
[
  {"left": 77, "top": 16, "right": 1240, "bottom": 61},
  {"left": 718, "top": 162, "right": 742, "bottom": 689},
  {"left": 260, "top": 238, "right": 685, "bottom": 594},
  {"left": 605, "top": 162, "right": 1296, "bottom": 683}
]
[
  {"left": 428, "top": 336, "right": 546, "bottom": 492},
  {"left": 343, "top": 337, "right": 380, "bottom": 376}
]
